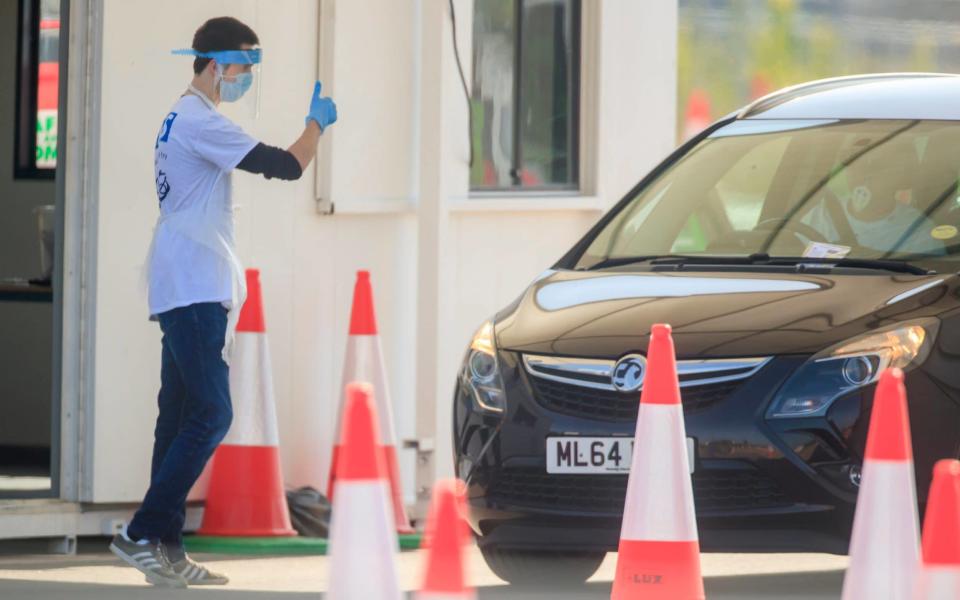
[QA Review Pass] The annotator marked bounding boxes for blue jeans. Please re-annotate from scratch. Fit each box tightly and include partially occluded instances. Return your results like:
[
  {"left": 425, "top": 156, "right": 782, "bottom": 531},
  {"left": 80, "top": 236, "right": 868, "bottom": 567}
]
[{"left": 128, "top": 302, "right": 233, "bottom": 547}]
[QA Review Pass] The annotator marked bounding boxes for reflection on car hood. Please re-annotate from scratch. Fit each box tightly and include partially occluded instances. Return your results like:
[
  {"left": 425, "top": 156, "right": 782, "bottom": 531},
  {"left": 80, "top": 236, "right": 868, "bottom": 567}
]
[
  {"left": 535, "top": 275, "right": 820, "bottom": 311},
  {"left": 494, "top": 269, "right": 953, "bottom": 358}
]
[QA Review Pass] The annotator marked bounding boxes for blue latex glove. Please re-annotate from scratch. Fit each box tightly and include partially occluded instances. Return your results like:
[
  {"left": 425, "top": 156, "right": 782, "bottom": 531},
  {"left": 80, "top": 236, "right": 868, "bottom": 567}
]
[{"left": 305, "top": 81, "right": 337, "bottom": 131}]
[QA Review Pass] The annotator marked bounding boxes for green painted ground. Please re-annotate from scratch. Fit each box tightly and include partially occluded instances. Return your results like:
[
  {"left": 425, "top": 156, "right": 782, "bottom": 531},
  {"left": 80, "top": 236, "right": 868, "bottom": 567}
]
[{"left": 184, "top": 532, "right": 422, "bottom": 555}]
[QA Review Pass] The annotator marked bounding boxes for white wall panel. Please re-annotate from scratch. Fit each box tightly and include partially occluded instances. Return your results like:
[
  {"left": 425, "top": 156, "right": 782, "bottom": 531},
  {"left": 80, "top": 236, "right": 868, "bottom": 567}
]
[
  {"left": 594, "top": 0, "right": 678, "bottom": 204},
  {"left": 324, "top": 0, "right": 418, "bottom": 208}
]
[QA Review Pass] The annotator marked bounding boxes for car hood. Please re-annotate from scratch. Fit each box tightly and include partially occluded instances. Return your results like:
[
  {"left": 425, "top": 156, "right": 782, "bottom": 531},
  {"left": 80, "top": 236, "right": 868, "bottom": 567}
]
[{"left": 494, "top": 269, "right": 953, "bottom": 358}]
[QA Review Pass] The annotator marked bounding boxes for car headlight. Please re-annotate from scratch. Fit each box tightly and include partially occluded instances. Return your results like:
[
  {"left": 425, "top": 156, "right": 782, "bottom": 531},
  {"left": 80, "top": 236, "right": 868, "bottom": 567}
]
[
  {"left": 461, "top": 321, "right": 506, "bottom": 413},
  {"left": 767, "top": 319, "right": 939, "bottom": 418}
]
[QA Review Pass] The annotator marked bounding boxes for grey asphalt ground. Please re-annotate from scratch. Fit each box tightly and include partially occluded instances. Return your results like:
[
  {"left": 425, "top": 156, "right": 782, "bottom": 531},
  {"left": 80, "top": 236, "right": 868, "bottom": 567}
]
[{"left": 0, "top": 538, "right": 848, "bottom": 599}]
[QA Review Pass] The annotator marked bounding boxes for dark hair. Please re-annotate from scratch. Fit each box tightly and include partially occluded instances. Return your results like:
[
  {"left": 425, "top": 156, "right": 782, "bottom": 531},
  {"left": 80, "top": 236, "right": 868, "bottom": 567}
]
[{"left": 191, "top": 17, "right": 259, "bottom": 75}]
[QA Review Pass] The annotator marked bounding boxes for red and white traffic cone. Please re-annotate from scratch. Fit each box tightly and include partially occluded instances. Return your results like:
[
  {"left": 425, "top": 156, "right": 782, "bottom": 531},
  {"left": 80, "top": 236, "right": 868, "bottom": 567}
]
[
  {"left": 198, "top": 269, "right": 295, "bottom": 536},
  {"left": 327, "top": 382, "right": 402, "bottom": 600},
  {"left": 328, "top": 270, "right": 413, "bottom": 533},
  {"left": 682, "top": 88, "right": 712, "bottom": 141},
  {"left": 418, "top": 479, "right": 474, "bottom": 600},
  {"left": 913, "top": 459, "right": 960, "bottom": 600},
  {"left": 611, "top": 324, "right": 704, "bottom": 600},
  {"left": 842, "top": 368, "right": 920, "bottom": 600}
]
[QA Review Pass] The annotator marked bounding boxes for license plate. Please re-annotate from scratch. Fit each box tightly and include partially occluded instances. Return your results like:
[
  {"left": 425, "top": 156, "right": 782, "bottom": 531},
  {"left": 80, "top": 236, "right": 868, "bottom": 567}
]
[{"left": 546, "top": 436, "right": 695, "bottom": 474}]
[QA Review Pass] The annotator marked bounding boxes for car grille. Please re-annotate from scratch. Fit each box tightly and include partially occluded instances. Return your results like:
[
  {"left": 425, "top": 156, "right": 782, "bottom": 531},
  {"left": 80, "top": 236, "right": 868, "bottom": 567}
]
[
  {"left": 486, "top": 467, "right": 790, "bottom": 513},
  {"left": 522, "top": 353, "right": 769, "bottom": 421},
  {"left": 530, "top": 377, "right": 742, "bottom": 420}
]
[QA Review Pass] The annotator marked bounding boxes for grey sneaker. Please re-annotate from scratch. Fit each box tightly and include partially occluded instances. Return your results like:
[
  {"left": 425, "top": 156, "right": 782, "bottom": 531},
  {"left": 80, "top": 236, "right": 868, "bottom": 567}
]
[
  {"left": 109, "top": 533, "right": 187, "bottom": 589},
  {"left": 169, "top": 555, "right": 229, "bottom": 586}
]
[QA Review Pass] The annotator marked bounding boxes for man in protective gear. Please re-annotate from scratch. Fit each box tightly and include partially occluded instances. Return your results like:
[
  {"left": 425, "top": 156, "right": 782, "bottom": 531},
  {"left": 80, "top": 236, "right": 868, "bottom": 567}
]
[{"left": 109, "top": 16, "right": 338, "bottom": 588}]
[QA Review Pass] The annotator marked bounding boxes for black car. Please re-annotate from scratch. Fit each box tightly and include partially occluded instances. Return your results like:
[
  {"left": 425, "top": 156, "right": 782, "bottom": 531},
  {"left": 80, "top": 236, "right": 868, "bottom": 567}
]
[{"left": 453, "top": 73, "right": 960, "bottom": 585}]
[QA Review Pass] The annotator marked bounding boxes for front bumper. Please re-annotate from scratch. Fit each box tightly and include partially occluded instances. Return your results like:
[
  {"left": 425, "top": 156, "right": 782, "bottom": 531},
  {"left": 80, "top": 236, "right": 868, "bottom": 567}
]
[{"left": 453, "top": 350, "right": 958, "bottom": 554}]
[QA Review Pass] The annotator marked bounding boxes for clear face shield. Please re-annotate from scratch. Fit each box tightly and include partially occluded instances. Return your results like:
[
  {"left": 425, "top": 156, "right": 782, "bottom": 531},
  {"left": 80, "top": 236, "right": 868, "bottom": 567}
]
[{"left": 172, "top": 48, "right": 263, "bottom": 119}]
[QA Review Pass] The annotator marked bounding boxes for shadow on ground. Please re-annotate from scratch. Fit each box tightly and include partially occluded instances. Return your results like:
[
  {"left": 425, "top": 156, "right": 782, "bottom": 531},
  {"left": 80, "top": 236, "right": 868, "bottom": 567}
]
[
  {"left": 0, "top": 540, "right": 846, "bottom": 600},
  {"left": 476, "top": 570, "right": 845, "bottom": 600},
  {"left": 0, "top": 580, "right": 322, "bottom": 599},
  {"left": 0, "top": 570, "right": 845, "bottom": 600}
]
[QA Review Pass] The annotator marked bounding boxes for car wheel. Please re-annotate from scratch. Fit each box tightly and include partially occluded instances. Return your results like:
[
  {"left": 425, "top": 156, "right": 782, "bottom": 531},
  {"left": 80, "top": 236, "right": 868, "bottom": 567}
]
[{"left": 479, "top": 544, "right": 607, "bottom": 586}]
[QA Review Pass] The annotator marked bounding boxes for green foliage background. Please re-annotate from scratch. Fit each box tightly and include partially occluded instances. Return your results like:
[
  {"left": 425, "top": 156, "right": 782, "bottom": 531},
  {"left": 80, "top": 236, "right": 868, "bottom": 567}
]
[{"left": 678, "top": 0, "right": 947, "bottom": 140}]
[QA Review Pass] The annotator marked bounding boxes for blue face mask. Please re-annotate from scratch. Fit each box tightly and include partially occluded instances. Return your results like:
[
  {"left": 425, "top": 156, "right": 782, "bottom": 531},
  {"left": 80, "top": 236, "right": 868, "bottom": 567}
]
[{"left": 219, "top": 71, "right": 253, "bottom": 103}]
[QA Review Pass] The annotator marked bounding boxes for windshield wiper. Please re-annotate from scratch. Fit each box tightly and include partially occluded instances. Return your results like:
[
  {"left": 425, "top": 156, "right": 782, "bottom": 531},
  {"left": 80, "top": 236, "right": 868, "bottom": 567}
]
[
  {"left": 772, "top": 257, "right": 934, "bottom": 276},
  {"left": 584, "top": 254, "right": 933, "bottom": 275},
  {"left": 584, "top": 253, "right": 771, "bottom": 271}
]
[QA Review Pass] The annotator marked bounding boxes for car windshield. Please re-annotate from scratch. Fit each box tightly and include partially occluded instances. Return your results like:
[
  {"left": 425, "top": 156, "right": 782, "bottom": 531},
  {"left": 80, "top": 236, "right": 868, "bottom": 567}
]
[{"left": 576, "top": 119, "right": 960, "bottom": 271}]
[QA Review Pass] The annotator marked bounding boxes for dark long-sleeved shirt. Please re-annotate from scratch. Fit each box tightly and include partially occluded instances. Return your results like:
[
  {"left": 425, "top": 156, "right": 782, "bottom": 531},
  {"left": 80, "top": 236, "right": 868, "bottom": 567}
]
[{"left": 236, "top": 142, "right": 303, "bottom": 181}]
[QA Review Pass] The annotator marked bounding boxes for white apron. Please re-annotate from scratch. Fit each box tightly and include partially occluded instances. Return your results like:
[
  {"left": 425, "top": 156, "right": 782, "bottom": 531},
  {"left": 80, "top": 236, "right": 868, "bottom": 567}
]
[{"left": 145, "top": 86, "right": 247, "bottom": 363}]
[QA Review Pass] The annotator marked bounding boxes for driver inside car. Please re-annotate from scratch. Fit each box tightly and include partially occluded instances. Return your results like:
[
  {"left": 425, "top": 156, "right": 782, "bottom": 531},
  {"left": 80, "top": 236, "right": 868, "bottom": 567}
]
[{"left": 802, "top": 139, "right": 945, "bottom": 256}]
